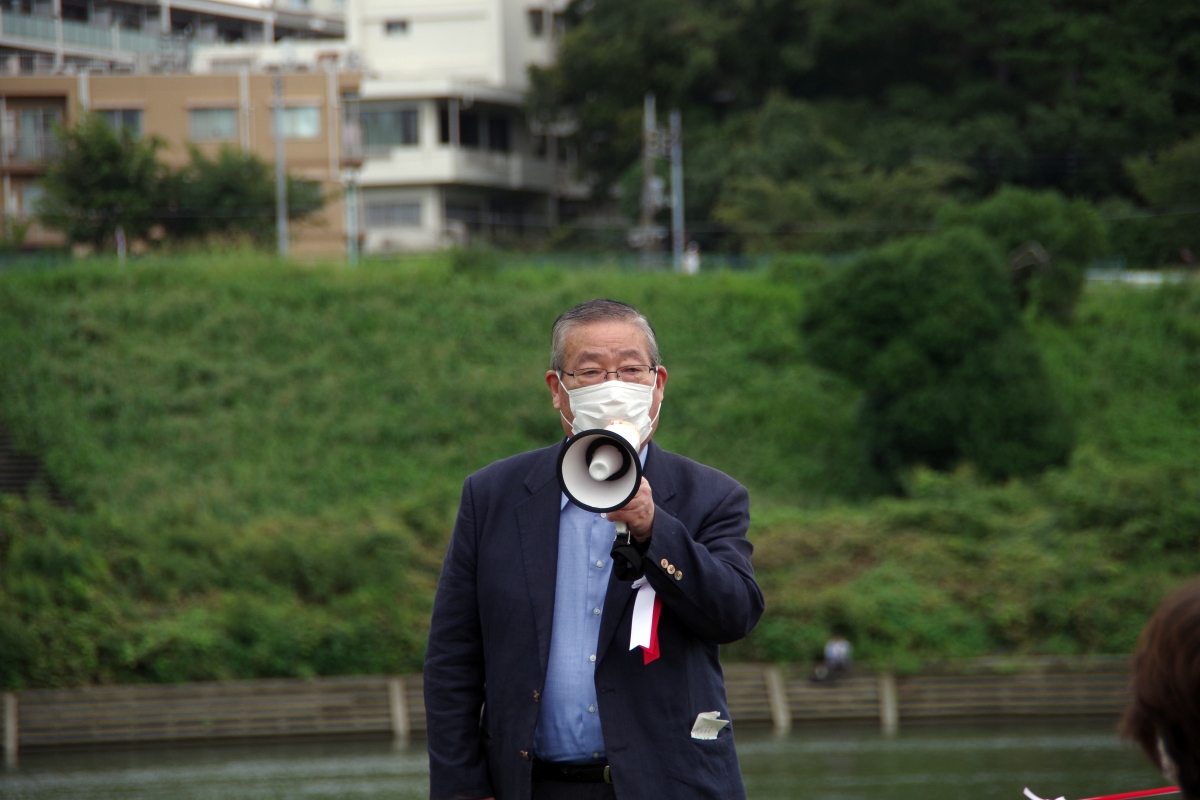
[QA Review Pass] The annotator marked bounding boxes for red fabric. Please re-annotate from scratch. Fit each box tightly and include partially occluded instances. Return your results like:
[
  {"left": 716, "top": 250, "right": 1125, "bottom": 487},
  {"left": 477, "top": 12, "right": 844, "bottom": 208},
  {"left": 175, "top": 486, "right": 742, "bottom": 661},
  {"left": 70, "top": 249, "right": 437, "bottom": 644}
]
[
  {"left": 642, "top": 594, "right": 662, "bottom": 664},
  {"left": 1077, "top": 789, "right": 1178, "bottom": 800}
]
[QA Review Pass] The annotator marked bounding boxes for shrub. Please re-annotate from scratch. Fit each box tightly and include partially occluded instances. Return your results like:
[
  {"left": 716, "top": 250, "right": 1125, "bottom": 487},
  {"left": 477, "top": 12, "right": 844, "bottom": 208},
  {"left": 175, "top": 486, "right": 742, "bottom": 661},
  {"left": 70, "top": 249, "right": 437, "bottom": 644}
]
[
  {"left": 802, "top": 228, "right": 1074, "bottom": 483},
  {"left": 938, "top": 187, "right": 1107, "bottom": 322}
]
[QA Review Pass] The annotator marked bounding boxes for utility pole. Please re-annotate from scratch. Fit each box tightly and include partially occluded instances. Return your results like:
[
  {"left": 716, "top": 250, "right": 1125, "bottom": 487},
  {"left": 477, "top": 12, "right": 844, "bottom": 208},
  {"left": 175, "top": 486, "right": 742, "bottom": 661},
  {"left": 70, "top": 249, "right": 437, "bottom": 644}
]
[
  {"left": 273, "top": 74, "right": 289, "bottom": 258},
  {"left": 669, "top": 109, "right": 684, "bottom": 272},
  {"left": 343, "top": 169, "right": 359, "bottom": 265},
  {"left": 639, "top": 92, "right": 659, "bottom": 267}
]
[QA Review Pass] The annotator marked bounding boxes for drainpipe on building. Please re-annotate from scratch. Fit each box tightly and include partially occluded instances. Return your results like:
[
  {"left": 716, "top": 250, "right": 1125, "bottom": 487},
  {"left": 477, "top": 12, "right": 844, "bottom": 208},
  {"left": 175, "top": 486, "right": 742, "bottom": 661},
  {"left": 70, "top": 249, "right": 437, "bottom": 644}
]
[
  {"left": 274, "top": 75, "right": 288, "bottom": 257},
  {"left": 53, "top": 0, "right": 63, "bottom": 73}
]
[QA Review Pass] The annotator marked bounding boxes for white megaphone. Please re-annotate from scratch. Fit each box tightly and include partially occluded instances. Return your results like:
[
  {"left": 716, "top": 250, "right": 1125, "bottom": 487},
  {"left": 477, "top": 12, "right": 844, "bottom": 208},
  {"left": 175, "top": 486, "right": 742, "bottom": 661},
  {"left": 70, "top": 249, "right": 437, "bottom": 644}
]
[{"left": 556, "top": 419, "right": 643, "bottom": 534}]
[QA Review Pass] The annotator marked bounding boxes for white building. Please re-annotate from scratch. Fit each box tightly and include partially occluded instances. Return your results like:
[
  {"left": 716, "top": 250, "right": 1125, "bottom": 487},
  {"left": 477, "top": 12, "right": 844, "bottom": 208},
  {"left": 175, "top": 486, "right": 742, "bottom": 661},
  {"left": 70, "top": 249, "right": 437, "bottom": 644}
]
[{"left": 193, "top": 0, "right": 583, "bottom": 252}]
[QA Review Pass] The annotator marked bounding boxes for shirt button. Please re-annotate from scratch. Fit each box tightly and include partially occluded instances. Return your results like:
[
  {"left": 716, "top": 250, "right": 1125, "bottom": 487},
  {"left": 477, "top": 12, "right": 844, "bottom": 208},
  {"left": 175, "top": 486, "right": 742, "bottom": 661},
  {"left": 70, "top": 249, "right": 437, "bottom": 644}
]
[
  {"left": 588, "top": 705, "right": 596, "bottom": 713},
  {"left": 593, "top": 752, "right": 601, "bottom": 759},
  {"left": 593, "top": 607, "right": 601, "bottom": 615},
  {"left": 589, "top": 654, "right": 596, "bottom": 662},
  {"left": 596, "top": 560, "right": 604, "bottom": 568}
]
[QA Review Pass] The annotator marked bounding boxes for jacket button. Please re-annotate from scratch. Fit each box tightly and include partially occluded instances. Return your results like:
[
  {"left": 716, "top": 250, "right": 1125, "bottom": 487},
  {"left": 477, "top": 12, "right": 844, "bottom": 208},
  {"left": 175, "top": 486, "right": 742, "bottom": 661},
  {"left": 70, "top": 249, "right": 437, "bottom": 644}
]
[
  {"left": 520, "top": 750, "right": 531, "bottom": 761},
  {"left": 533, "top": 689, "right": 540, "bottom": 703},
  {"left": 674, "top": 570, "right": 683, "bottom": 581},
  {"left": 660, "top": 558, "right": 669, "bottom": 569},
  {"left": 667, "top": 564, "right": 676, "bottom": 575}
]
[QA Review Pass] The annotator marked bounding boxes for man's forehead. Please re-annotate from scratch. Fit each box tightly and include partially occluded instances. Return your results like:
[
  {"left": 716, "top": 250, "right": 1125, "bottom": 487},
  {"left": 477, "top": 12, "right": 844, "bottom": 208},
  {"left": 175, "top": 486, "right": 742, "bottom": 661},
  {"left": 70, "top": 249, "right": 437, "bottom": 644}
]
[{"left": 564, "top": 320, "right": 651, "bottom": 361}]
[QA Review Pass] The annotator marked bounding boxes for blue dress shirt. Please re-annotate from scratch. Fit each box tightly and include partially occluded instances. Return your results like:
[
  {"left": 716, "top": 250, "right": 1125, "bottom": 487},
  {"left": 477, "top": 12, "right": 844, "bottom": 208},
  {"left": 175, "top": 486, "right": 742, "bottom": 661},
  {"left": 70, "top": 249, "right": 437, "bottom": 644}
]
[{"left": 533, "top": 447, "right": 648, "bottom": 763}]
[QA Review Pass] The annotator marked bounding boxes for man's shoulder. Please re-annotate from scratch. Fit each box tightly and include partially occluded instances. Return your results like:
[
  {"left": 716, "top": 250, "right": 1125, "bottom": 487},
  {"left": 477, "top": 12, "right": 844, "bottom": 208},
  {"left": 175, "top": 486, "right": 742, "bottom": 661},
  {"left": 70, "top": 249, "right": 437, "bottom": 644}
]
[
  {"left": 650, "top": 444, "right": 745, "bottom": 496},
  {"left": 466, "top": 442, "right": 560, "bottom": 490}
]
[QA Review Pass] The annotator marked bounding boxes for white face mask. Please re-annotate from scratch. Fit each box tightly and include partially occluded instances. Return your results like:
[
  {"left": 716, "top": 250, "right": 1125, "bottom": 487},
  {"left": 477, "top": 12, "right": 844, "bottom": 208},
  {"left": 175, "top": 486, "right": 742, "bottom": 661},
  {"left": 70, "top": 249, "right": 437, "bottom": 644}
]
[{"left": 561, "top": 376, "right": 660, "bottom": 443}]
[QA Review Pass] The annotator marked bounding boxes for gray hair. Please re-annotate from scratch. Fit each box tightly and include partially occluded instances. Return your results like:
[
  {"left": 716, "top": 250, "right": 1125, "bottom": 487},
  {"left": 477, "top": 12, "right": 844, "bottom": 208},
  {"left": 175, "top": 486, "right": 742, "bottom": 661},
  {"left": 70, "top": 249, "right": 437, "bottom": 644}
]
[{"left": 550, "top": 298, "right": 660, "bottom": 372}]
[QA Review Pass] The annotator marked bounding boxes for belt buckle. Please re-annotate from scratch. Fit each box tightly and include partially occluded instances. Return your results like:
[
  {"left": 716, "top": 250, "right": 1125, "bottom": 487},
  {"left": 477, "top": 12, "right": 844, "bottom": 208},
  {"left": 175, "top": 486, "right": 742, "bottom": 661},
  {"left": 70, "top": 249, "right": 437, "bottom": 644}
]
[{"left": 603, "top": 765, "right": 612, "bottom": 784}]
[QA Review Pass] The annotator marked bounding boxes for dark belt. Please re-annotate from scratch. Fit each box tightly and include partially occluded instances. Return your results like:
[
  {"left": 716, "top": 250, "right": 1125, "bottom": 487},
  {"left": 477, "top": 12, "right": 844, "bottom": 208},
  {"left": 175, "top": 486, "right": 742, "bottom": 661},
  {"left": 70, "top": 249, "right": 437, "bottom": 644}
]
[{"left": 532, "top": 759, "right": 612, "bottom": 784}]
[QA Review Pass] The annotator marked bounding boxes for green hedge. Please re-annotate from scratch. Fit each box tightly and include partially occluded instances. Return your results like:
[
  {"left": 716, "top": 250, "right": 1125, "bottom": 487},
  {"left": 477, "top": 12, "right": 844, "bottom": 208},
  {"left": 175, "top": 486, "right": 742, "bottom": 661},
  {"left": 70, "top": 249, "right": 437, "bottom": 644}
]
[{"left": 1, "top": 255, "right": 1198, "bottom": 686}]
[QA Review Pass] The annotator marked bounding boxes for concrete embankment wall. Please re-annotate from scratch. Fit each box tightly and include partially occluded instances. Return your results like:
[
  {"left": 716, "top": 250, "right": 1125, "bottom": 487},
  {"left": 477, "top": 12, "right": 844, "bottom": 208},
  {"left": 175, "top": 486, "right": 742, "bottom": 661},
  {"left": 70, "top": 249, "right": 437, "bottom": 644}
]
[{"left": 1, "top": 657, "right": 1131, "bottom": 757}]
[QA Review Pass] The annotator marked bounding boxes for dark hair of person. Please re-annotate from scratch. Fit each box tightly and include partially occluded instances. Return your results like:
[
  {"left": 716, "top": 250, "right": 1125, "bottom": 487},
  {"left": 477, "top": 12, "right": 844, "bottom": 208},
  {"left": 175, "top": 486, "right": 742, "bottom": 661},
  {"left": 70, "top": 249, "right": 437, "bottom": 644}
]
[
  {"left": 550, "top": 298, "right": 660, "bottom": 372},
  {"left": 1122, "top": 581, "right": 1200, "bottom": 798}
]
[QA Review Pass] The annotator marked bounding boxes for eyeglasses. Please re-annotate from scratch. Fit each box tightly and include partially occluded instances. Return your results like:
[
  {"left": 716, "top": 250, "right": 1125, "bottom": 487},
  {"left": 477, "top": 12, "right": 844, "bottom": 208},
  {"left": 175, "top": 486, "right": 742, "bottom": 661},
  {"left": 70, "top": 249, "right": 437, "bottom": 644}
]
[{"left": 560, "top": 365, "right": 657, "bottom": 386}]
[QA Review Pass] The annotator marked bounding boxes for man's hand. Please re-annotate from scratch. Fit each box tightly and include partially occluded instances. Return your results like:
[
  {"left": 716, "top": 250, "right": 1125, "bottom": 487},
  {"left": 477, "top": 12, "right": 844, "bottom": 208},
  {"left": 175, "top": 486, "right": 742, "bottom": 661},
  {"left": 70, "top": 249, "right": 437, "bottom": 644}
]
[{"left": 606, "top": 477, "right": 655, "bottom": 542}]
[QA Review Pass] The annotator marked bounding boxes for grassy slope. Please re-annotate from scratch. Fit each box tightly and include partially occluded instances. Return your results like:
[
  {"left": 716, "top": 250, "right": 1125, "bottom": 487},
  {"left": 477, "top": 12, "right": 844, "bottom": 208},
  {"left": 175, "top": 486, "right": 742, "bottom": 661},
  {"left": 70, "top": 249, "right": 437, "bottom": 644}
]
[{"left": 1, "top": 256, "right": 1198, "bottom": 687}]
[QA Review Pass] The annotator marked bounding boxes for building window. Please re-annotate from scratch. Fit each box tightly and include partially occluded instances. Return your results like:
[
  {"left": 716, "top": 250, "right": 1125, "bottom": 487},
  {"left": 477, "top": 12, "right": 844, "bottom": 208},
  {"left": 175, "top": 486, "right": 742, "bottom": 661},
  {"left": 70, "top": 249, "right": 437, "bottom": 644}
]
[
  {"left": 273, "top": 107, "right": 321, "bottom": 139},
  {"left": 527, "top": 8, "right": 544, "bottom": 37},
  {"left": 19, "top": 184, "right": 45, "bottom": 219},
  {"left": 188, "top": 108, "right": 237, "bottom": 141},
  {"left": 459, "top": 111, "right": 480, "bottom": 148},
  {"left": 531, "top": 134, "right": 548, "bottom": 160},
  {"left": 12, "top": 105, "right": 62, "bottom": 162},
  {"left": 100, "top": 109, "right": 143, "bottom": 139},
  {"left": 359, "top": 103, "right": 418, "bottom": 153},
  {"left": 487, "top": 114, "right": 509, "bottom": 152},
  {"left": 366, "top": 202, "right": 422, "bottom": 228},
  {"left": 446, "top": 203, "right": 483, "bottom": 229},
  {"left": 385, "top": 19, "right": 409, "bottom": 34}
]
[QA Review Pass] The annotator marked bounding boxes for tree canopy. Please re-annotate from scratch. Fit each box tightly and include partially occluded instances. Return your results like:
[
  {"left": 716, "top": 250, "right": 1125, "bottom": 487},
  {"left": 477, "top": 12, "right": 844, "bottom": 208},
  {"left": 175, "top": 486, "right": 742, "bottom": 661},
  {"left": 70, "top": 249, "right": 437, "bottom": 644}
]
[
  {"left": 801, "top": 228, "right": 1074, "bottom": 483},
  {"left": 36, "top": 113, "right": 325, "bottom": 252},
  {"left": 531, "top": 0, "right": 1200, "bottom": 247}
]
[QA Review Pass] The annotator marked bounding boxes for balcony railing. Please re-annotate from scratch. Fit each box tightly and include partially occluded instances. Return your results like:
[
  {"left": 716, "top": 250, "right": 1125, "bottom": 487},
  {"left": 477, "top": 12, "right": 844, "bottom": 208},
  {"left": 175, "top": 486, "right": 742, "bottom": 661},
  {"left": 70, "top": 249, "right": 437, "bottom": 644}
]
[
  {"left": 2, "top": 135, "right": 62, "bottom": 166},
  {"left": 0, "top": 9, "right": 168, "bottom": 56}
]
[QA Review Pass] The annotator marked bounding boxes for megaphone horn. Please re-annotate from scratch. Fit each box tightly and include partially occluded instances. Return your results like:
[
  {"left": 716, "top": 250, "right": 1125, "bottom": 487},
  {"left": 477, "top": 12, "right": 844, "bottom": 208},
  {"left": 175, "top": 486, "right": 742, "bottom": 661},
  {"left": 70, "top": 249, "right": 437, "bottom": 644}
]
[{"left": 556, "top": 420, "right": 643, "bottom": 515}]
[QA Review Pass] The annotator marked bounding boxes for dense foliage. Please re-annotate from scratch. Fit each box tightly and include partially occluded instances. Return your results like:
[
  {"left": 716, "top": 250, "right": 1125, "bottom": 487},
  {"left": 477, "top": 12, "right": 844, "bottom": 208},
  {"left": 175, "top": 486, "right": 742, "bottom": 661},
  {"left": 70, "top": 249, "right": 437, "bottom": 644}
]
[
  {"left": 802, "top": 228, "right": 1073, "bottom": 483},
  {"left": 1, "top": 258, "right": 1198, "bottom": 687},
  {"left": 36, "top": 113, "right": 168, "bottom": 248},
  {"left": 532, "top": 0, "right": 1200, "bottom": 258},
  {"left": 36, "top": 114, "right": 324, "bottom": 252}
]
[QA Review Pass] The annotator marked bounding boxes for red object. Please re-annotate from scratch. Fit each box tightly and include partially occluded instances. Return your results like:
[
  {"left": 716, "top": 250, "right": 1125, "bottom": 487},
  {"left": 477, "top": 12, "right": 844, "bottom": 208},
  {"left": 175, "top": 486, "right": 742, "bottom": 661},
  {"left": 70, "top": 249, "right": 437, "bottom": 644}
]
[
  {"left": 642, "top": 595, "right": 662, "bottom": 664},
  {"left": 1077, "top": 788, "right": 1179, "bottom": 800}
]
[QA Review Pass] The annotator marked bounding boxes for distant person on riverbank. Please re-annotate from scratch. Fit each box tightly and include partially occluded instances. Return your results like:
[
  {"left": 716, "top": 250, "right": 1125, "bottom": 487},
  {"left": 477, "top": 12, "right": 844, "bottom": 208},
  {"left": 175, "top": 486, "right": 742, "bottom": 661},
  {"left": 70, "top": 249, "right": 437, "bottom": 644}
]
[
  {"left": 1122, "top": 581, "right": 1200, "bottom": 798},
  {"left": 681, "top": 241, "right": 701, "bottom": 275},
  {"left": 812, "top": 634, "right": 852, "bottom": 683}
]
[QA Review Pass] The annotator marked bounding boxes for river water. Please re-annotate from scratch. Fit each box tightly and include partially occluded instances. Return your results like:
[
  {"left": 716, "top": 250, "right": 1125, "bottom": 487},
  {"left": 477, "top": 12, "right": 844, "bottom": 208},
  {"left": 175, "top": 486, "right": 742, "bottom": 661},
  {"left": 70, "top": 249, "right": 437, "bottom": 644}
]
[{"left": 0, "top": 720, "right": 1164, "bottom": 800}]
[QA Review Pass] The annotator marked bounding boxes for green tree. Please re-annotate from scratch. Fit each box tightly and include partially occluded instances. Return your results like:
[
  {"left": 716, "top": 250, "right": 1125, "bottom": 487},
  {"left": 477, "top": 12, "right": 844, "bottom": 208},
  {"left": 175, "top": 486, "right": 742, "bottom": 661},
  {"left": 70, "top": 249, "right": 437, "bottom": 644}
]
[
  {"left": 938, "top": 187, "right": 1107, "bottom": 321},
  {"left": 163, "top": 146, "right": 325, "bottom": 248},
  {"left": 801, "top": 228, "right": 1073, "bottom": 484},
  {"left": 35, "top": 112, "right": 167, "bottom": 249},
  {"left": 532, "top": 0, "right": 1200, "bottom": 232},
  {"left": 1121, "top": 134, "right": 1200, "bottom": 265}
]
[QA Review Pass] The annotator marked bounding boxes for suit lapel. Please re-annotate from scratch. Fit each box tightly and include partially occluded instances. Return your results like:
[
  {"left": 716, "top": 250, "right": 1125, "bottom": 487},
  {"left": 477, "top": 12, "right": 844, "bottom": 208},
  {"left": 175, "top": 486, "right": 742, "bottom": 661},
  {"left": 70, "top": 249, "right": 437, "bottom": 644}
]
[
  {"left": 596, "top": 442, "right": 679, "bottom": 659},
  {"left": 516, "top": 445, "right": 565, "bottom": 677}
]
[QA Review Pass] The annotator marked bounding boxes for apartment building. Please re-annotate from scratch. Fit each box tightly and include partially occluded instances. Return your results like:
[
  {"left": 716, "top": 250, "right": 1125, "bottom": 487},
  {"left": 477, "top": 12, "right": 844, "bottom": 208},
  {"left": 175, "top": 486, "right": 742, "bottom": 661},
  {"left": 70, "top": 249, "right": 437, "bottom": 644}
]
[
  {"left": 0, "top": 0, "right": 581, "bottom": 256},
  {"left": 0, "top": 67, "right": 360, "bottom": 256},
  {"left": 191, "top": 0, "right": 582, "bottom": 252}
]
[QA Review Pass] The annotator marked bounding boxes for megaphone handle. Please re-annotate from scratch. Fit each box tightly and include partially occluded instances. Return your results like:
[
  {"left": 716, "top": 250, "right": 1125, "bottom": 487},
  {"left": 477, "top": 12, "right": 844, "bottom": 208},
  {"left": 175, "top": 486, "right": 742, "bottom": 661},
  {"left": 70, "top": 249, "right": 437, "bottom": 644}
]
[{"left": 614, "top": 520, "right": 630, "bottom": 543}]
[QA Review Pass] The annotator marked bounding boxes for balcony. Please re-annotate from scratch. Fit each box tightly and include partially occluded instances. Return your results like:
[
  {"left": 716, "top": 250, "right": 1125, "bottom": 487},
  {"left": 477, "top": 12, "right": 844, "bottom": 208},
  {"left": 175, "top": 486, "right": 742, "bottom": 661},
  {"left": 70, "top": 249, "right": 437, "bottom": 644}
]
[
  {"left": 1, "top": 135, "right": 62, "bottom": 167},
  {"left": 0, "top": 8, "right": 168, "bottom": 57}
]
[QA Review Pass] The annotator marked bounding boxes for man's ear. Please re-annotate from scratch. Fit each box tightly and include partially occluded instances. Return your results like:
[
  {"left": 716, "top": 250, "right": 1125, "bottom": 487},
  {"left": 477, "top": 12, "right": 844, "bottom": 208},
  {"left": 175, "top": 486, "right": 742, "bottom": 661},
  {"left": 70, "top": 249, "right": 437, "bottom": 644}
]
[{"left": 546, "top": 370, "right": 567, "bottom": 412}]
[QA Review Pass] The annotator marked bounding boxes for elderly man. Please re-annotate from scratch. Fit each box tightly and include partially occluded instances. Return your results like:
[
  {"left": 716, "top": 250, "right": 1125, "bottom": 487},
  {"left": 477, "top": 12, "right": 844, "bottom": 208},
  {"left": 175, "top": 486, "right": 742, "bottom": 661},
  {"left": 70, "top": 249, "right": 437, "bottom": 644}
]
[{"left": 424, "top": 298, "right": 764, "bottom": 800}]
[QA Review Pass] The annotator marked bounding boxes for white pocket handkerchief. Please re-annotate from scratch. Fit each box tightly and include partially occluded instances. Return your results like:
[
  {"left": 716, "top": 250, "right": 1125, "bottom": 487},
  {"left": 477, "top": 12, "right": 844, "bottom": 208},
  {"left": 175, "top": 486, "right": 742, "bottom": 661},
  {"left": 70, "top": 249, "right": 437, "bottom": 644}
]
[{"left": 691, "top": 711, "right": 730, "bottom": 740}]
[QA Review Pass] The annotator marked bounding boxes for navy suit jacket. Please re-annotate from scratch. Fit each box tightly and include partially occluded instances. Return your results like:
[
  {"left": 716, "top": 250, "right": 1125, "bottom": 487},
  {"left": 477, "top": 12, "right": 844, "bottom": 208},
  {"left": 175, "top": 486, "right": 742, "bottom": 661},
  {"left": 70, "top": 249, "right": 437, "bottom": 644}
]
[{"left": 424, "top": 440, "right": 764, "bottom": 800}]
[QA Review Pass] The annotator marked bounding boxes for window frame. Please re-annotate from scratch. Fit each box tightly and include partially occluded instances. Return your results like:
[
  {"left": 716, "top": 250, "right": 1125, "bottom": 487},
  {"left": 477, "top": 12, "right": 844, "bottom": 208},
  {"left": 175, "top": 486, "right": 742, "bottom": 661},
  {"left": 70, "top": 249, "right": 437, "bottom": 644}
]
[{"left": 188, "top": 107, "right": 238, "bottom": 142}]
